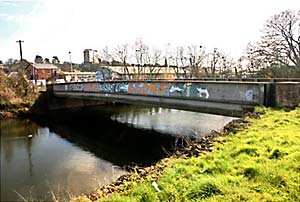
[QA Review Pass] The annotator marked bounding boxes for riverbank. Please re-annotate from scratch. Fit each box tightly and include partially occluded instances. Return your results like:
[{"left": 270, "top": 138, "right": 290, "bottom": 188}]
[
  {"left": 0, "top": 72, "right": 38, "bottom": 120},
  {"left": 72, "top": 107, "right": 300, "bottom": 202}
]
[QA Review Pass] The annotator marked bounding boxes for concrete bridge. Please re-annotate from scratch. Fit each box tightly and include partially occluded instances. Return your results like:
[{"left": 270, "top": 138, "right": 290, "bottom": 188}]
[{"left": 49, "top": 79, "right": 300, "bottom": 117}]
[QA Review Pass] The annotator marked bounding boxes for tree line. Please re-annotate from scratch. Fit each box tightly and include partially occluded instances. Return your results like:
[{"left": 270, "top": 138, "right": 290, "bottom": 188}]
[
  {"left": 103, "top": 9, "right": 300, "bottom": 78},
  {"left": 2, "top": 9, "right": 299, "bottom": 78}
]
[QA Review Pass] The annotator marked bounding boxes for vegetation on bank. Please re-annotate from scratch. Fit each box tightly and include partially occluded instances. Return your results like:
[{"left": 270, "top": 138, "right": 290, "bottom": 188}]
[
  {"left": 73, "top": 107, "right": 300, "bottom": 202},
  {"left": 0, "top": 72, "right": 38, "bottom": 119}
]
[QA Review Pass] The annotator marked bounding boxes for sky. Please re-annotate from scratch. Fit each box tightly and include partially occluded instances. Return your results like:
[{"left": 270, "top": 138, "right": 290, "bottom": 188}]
[{"left": 0, "top": 0, "right": 299, "bottom": 63}]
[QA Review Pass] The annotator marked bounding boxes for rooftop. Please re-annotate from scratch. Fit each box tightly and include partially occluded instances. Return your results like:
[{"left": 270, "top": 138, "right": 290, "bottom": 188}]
[{"left": 33, "top": 63, "right": 59, "bottom": 69}]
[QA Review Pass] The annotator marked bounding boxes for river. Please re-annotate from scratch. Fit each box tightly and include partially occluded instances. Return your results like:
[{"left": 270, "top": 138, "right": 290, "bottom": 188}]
[{"left": 1, "top": 105, "right": 235, "bottom": 201}]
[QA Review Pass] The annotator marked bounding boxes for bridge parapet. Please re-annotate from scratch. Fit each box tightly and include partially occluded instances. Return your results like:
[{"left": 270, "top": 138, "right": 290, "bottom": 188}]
[{"left": 53, "top": 81, "right": 267, "bottom": 106}]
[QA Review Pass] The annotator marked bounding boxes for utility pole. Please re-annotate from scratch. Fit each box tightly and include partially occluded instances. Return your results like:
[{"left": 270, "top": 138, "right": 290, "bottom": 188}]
[{"left": 16, "top": 40, "right": 24, "bottom": 61}]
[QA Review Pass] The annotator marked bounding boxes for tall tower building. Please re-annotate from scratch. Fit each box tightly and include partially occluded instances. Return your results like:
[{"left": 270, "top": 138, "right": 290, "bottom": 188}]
[
  {"left": 83, "top": 49, "right": 92, "bottom": 63},
  {"left": 84, "top": 49, "right": 100, "bottom": 64},
  {"left": 93, "top": 50, "right": 100, "bottom": 64}
]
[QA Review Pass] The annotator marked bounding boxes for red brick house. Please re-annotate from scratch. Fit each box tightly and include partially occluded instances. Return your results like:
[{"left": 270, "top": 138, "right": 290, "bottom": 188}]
[{"left": 26, "top": 63, "right": 59, "bottom": 81}]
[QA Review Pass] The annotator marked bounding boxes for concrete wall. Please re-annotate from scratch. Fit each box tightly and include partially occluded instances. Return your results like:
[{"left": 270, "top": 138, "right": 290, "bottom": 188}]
[
  {"left": 51, "top": 81, "right": 300, "bottom": 117},
  {"left": 53, "top": 81, "right": 266, "bottom": 105},
  {"left": 275, "top": 82, "right": 300, "bottom": 107}
]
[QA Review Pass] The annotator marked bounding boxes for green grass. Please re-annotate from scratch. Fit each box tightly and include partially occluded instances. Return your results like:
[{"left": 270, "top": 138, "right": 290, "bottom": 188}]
[{"left": 76, "top": 107, "right": 300, "bottom": 202}]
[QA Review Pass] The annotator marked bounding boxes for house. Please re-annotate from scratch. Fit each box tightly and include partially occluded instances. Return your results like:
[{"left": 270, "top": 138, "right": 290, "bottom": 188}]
[
  {"left": 62, "top": 70, "right": 96, "bottom": 82},
  {"left": 25, "top": 63, "right": 59, "bottom": 81},
  {"left": 107, "top": 65, "right": 187, "bottom": 80}
]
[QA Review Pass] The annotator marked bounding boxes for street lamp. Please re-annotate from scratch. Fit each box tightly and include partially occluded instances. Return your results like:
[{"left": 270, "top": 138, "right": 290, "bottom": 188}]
[{"left": 68, "top": 51, "right": 73, "bottom": 72}]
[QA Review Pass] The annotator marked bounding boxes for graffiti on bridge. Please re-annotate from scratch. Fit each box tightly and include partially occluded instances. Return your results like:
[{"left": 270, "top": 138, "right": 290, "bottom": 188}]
[
  {"left": 66, "top": 83, "right": 84, "bottom": 91},
  {"left": 128, "top": 82, "right": 171, "bottom": 96},
  {"left": 84, "top": 83, "right": 99, "bottom": 92},
  {"left": 99, "top": 83, "right": 129, "bottom": 93},
  {"left": 63, "top": 82, "right": 210, "bottom": 98},
  {"left": 59, "top": 81, "right": 257, "bottom": 102}
]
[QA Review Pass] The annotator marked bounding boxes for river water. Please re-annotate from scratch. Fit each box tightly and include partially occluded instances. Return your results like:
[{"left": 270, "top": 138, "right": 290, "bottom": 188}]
[{"left": 1, "top": 106, "right": 235, "bottom": 201}]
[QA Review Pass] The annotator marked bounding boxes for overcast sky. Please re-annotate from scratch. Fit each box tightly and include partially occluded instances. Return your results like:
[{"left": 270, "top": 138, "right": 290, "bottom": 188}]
[{"left": 0, "top": 0, "right": 299, "bottom": 63}]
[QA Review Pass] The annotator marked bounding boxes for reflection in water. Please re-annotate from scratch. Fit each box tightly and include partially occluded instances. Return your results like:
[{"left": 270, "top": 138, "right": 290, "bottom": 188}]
[
  {"left": 1, "top": 119, "right": 127, "bottom": 201},
  {"left": 45, "top": 109, "right": 178, "bottom": 166},
  {"left": 111, "top": 107, "right": 235, "bottom": 137},
  {"left": 1, "top": 119, "right": 38, "bottom": 163},
  {"left": 1, "top": 105, "right": 235, "bottom": 201}
]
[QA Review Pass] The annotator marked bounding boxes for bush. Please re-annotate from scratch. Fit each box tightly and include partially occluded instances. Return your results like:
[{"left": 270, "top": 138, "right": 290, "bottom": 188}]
[{"left": 0, "top": 72, "right": 36, "bottom": 108}]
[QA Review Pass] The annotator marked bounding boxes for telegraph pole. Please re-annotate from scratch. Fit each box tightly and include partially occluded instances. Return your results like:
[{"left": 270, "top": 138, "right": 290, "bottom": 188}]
[{"left": 16, "top": 40, "right": 24, "bottom": 61}]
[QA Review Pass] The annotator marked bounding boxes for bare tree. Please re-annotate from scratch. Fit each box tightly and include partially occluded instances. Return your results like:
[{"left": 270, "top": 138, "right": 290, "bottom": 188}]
[
  {"left": 144, "top": 47, "right": 163, "bottom": 79},
  {"left": 34, "top": 55, "right": 43, "bottom": 64},
  {"left": 250, "top": 10, "right": 300, "bottom": 75},
  {"left": 52, "top": 56, "right": 60, "bottom": 64},
  {"left": 208, "top": 48, "right": 222, "bottom": 77},
  {"left": 172, "top": 46, "right": 188, "bottom": 78},
  {"left": 220, "top": 56, "right": 238, "bottom": 78},
  {"left": 187, "top": 45, "right": 206, "bottom": 78},
  {"left": 5, "top": 58, "right": 14, "bottom": 65},
  {"left": 13, "top": 59, "right": 19, "bottom": 64},
  {"left": 44, "top": 58, "right": 50, "bottom": 63},
  {"left": 164, "top": 43, "right": 183, "bottom": 78},
  {"left": 101, "top": 46, "right": 113, "bottom": 66},
  {"left": 134, "top": 38, "right": 148, "bottom": 79},
  {"left": 114, "top": 44, "right": 130, "bottom": 79}
]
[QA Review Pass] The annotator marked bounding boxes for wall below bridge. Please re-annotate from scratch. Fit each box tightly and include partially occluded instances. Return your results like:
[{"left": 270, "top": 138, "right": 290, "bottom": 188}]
[
  {"left": 275, "top": 82, "right": 300, "bottom": 107},
  {"left": 49, "top": 80, "right": 300, "bottom": 116}
]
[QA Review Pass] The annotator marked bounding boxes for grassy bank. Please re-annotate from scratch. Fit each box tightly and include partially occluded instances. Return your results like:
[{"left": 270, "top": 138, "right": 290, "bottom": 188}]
[{"left": 74, "top": 107, "right": 300, "bottom": 202}]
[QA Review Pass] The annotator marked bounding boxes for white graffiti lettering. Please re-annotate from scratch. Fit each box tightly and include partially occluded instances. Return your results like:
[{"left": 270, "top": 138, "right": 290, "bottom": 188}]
[
  {"left": 169, "top": 85, "right": 184, "bottom": 93},
  {"left": 115, "top": 83, "right": 129, "bottom": 93},
  {"left": 68, "top": 83, "right": 84, "bottom": 91}
]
